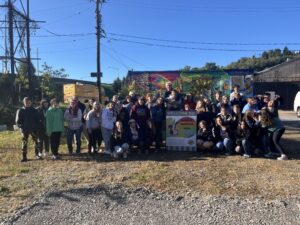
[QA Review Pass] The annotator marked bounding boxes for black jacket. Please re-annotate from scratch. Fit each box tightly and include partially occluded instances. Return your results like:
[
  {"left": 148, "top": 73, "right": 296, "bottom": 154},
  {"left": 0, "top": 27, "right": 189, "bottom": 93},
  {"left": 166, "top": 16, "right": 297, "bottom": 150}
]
[
  {"left": 15, "top": 106, "right": 39, "bottom": 133},
  {"left": 197, "top": 128, "right": 213, "bottom": 142},
  {"left": 36, "top": 106, "right": 48, "bottom": 131}
]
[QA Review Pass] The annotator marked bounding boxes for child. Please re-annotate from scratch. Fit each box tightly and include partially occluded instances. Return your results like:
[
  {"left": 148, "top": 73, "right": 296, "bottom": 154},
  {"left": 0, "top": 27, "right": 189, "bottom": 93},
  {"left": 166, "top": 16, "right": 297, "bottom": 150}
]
[
  {"left": 197, "top": 120, "right": 214, "bottom": 151},
  {"left": 235, "top": 121, "right": 252, "bottom": 158},
  {"left": 110, "top": 121, "right": 129, "bottom": 159}
]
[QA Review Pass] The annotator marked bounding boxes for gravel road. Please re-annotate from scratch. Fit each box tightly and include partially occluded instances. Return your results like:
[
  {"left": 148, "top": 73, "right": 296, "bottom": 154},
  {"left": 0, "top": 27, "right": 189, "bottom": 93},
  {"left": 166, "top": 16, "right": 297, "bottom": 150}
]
[{"left": 3, "top": 186, "right": 300, "bottom": 225}]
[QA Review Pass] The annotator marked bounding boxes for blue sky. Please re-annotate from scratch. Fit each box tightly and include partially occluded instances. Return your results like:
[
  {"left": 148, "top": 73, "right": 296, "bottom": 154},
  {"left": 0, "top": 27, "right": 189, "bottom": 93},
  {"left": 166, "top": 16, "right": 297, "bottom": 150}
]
[{"left": 2, "top": 0, "right": 300, "bottom": 83}]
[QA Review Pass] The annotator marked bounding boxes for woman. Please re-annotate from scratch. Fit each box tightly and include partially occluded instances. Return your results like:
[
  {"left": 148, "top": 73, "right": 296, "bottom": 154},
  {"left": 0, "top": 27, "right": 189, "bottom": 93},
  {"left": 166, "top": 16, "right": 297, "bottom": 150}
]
[
  {"left": 111, "top": 121, "right": 129, "bottom": 159},
  {"left": 101, "top": 102, "right": 117, "bottom": 155},
  {"left": 235, "top": 121, "right": 252, "bottom": 158},
  {"left": 212, "top": 116, "right": 233, "bottom": 156},
  {"left": 197, "top": 120, "right": 214, "bottom": 151},
  {"left": 267, "top": 113, "right": 288, "bottom": 160},
  {"left": 127, "top": 119, "right": 143, "bottom": 154},
  {"left": 46, "top": 98, "right": 64, "bottom": 160},
  {"left": 86, "top": 101, "right": 102, "bottom": 155},
  {"left": 195, "top": 100, "right": 211, "bottom": 126},
  {"left": 64, "top": 98, "right": 83, "bottom": 155}
]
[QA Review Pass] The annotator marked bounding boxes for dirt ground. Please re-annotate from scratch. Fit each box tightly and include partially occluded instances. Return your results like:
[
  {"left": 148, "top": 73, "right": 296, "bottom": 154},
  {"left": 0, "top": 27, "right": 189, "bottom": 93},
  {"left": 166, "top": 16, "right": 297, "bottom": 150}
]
[{"left": 0, "top": 111, "right": 299, "bottom": 222}]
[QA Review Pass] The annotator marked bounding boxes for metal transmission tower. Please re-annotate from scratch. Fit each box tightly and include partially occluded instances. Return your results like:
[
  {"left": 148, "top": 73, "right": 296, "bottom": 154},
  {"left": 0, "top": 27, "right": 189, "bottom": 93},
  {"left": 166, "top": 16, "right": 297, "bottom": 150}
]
[{"left": 0, "top": 0, "right": 42, "bottom": 101}]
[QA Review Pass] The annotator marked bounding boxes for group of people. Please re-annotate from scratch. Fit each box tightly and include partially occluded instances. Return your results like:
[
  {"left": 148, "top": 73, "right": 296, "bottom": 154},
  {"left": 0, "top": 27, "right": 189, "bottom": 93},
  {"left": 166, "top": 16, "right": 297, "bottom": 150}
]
[{"left": 15, "top": 82, "right": 288, "bottom": 162}]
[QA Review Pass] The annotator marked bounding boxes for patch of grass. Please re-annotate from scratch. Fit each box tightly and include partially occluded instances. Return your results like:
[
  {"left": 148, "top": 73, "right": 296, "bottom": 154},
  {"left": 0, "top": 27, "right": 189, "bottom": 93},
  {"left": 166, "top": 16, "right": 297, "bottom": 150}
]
[{"left": 0, "top": 186, "right": 10, "bottom": 195}]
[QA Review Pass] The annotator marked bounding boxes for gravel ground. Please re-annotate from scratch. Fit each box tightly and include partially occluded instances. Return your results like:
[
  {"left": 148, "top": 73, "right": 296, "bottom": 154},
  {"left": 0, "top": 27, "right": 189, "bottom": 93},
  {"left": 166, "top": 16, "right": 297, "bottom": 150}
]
[{"left": 2, "top": 186, "right": 300, "bottom": 225}]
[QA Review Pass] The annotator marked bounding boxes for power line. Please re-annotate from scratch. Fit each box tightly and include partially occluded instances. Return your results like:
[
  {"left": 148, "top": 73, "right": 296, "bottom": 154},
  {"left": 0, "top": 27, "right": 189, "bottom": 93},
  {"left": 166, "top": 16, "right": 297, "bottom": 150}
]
[
  {"left": 108, "top": 37, "right": 300, "bottom": 52},
  {"left": 108, "top": 32, "right": 300, "bottom": 46},
  {"left": 110, "top": 0, "right": 300, "bottom": 13},
  {"left": 103, "top": 42, "right": 152, "bottom": 69}
]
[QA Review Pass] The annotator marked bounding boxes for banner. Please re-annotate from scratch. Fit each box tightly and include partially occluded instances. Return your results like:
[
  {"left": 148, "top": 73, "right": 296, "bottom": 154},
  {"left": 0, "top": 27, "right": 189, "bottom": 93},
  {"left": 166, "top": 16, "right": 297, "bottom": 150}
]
[{"left": 166, "top": 111, "right": 197, "bottom": 151}]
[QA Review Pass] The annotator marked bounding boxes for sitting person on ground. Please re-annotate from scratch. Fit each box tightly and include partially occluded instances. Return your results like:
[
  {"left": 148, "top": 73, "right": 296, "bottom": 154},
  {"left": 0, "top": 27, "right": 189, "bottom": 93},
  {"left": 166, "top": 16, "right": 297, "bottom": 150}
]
[
  {"left": 111, "top": 121, "right": 129, "bottom": 159},
  {"left": 235, "top": 121, "right": 253, "bottom": 158},
  {"left": 127, "top": 119, "right": 144, "bottom": 154},
  {"left": 217, "top": 105, "right": 233, "bottom": 128},
  {"left": 212, "top": 116, "right": 233, "bottom": 156},
  {"left": 197, "top": 120, "right": 214, "bottom": 151}
]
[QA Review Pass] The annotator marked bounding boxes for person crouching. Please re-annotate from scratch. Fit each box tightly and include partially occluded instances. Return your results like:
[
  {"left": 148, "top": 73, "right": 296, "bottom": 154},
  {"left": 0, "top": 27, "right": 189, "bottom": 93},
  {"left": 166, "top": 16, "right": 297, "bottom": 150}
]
[{"left": 110, "top": 121, "right": 129, "bottom": 159}]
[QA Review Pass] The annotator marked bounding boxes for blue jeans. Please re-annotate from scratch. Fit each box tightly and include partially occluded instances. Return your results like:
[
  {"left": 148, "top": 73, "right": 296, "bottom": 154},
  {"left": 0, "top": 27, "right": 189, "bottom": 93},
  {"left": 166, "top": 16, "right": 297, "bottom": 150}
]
[
  {"left": 242, "top": 139, "right": 251, "bottom": 155},
  {"left": 216, "top": 138, "right": 233, "bottom": 154},
  {"left": 67, "top": 126, "right": 83, "bottom": 153}
]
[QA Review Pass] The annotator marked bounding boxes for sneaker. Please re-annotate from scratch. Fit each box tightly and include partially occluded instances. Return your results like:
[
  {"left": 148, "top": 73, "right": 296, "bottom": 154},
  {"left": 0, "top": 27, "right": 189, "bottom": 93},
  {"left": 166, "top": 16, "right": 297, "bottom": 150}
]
[
  {"left": 264, "top": 152, "right": 273, "bottom": 158},
  {"left": 21, "top": 157, "right": 27, "bottom": 162},
  {"left": 35, "top": 155, "right": 42, "bottom": 160},
  {"left": 243, "top": 154, "right": 251, "bottom": 158},
  {"left": 43, "top": 152, "right": 48, "bottom": 157},
  {"left": 38, "top": 152, "right": 42, "bottom": 157},
  {"left": 52, "top": 155, "right": 58, "bottom": 160},
  {"left": 277, "top": 154, "right": 288, "bottom": 160}
]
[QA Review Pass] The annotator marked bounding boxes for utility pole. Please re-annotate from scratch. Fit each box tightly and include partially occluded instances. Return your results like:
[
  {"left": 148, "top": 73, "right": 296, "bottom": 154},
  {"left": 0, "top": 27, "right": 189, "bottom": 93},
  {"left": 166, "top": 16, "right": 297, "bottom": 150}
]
[
  {"left": 26, "top": 0, "right": 32, "bottom": 93},
  {"left": 0, "top": 0, "right": 43, "bottom": 103},
  {"left": 95, "top": 0, "right": 105, "bottom": 103}
]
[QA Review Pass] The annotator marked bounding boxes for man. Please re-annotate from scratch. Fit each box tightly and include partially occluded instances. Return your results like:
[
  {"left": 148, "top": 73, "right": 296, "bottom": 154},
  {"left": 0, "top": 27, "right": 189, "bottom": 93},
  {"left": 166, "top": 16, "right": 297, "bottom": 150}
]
[
  {"left": 15, "top": 97, "right": 40, "bottom": 162},
  {"left": 163, "top": 82, "right": 173, "bottom": 99},
  {"left": 230, "top": 84, "right": 243, "bottom": 101},
  {"left": 36, "top": 99, "right": 50, "bottom": 157},
  {"left": 242, "top": 97, "right": 259, "bottom": 114}
]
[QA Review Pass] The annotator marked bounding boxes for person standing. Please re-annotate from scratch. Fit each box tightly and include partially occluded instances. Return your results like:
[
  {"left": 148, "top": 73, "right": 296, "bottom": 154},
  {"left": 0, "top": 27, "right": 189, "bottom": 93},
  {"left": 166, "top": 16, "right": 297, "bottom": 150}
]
[
  {"left": 101, "top": 102, "right": 117, "bottom": 154},
  {"left": 36, "top": 99, "right": 50, "bottom": 157},
  {"left": 86, "top": 101, "right": 102, "bottom": 155},
  {"left": 64, "top": 99, "right": 83, "bottom": 155},
  {"left": 15, "top": 97, "right": 40, "bottom": 162},
  {"left": 46, "top": 98, "right": 64, "bottom": 160},
  {"left": 130, "top": 96, "right": 151, "bottom": 154}
]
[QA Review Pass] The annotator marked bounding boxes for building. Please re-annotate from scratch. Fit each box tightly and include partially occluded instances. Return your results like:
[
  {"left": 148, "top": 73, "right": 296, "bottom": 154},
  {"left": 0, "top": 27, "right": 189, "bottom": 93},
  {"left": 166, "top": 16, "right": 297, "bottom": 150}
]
[{"left": 254, "top": 57, "right": 300, "bottom": 110}]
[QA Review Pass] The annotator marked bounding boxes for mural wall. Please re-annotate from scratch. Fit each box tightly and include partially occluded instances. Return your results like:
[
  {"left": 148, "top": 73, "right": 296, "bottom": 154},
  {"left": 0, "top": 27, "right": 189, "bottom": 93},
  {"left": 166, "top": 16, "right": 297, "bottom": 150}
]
[{"left": 126, "top": 70, "right": 253, "bottom": 99}]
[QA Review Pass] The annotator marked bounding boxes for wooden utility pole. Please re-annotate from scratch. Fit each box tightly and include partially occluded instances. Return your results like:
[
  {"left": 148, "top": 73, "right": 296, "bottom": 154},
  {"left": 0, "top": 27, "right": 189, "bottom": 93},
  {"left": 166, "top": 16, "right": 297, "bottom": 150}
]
[
  {"left": 26, "top": 0, "right": 32, "bottom": 94},
  {"left": 96, "top": 0, "right": 102, "bottom": 103}
]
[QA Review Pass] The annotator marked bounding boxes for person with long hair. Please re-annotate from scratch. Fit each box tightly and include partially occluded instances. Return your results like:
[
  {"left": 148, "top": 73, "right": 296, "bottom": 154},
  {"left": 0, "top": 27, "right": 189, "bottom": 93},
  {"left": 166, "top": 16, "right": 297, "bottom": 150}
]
[
  {"left": 64, "top": 98, "right": 83, "bottom": 155},
  {"left": 111, "top": 121, "right": 129, "bottom": 159},
  {"left": 266, "top": 111, "right": 288, "bottom": 160},
  {"left": 197, "top": 120, "right": 214, "bottom": 151},
  {"left": 86, "top": 101, "right": 102, "bottom": 155},
  {"left": 212, "top": 116, "right": 233, "bottom": 156},
  {"left": 101, "top": 102, "right": 117, "bottom": 155}
]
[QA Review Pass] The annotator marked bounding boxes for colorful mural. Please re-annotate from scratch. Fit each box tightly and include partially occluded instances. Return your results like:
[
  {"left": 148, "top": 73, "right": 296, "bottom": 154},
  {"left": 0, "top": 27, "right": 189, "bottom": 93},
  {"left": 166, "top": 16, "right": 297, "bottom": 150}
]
[{"left": 126, "top": 70, "right": 253, "bottom": 99}]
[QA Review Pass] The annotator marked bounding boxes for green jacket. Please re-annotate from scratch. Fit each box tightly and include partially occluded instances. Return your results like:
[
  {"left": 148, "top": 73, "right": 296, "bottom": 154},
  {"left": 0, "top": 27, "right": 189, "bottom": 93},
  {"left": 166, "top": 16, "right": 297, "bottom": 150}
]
[{"left": 46, "top": 107, "right": 64, "bottom": 136}]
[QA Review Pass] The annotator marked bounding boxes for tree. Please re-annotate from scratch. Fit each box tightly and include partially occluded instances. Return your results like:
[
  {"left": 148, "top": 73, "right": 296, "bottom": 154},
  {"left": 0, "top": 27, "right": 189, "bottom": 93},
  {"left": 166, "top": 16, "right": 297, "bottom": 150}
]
[
  {"left": 40, "top": 63, "right": 68, "bottom": 100},
  {"left": 15, "top": 61, "right": 36, "bottom": 101},
  {"left": 112, "top": 77, "right": 122, "bottom": 93},
  {"left": 202, "top": 62, "right": 220, "bottom": 71}
]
